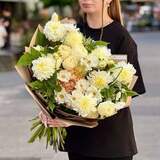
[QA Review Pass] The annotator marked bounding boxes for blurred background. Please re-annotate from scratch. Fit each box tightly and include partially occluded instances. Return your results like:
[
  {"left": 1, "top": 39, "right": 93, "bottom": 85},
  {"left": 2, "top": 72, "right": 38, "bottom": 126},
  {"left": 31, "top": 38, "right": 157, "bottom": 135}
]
[{"left": 0, "top": 0, "right": 160, "bottom": 160}]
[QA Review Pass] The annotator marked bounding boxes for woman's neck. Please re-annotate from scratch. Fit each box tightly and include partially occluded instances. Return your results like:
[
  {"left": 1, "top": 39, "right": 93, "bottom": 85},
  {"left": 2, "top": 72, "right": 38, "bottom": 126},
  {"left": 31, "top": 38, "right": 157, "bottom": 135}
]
[{"left": 86, "top": 11, "right": 113, "bottom": 29}]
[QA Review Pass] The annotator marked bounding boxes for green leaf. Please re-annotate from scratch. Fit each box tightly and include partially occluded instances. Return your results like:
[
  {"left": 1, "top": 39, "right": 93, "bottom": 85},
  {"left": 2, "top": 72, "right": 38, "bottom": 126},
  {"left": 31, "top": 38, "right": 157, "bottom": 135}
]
[
  {"left": 95, "top": 41, "right": 109, "bottom": 46},
  {"left": 30, "top": 120, "right": 42, "bottom": 131},
  {"left": 48, "top": 99, "right": 56, "bottom": 112},
  {"left": 29, "top": 80, "right": 44, "bottom": 90},
  {"left": 17, "top": 47, "right": 41, "bottom": 66},
  {"left": 126, "top": 90, "right": 139, "bottom": 97},
  {"left": 28, "top": 124, "right": 44, "bottom": 143},
  {"left": 35, "top": 29, "right": 48, "bottom": 46},
  {"left": 17, "top": 52, "right": 34, "bottom": 66}
]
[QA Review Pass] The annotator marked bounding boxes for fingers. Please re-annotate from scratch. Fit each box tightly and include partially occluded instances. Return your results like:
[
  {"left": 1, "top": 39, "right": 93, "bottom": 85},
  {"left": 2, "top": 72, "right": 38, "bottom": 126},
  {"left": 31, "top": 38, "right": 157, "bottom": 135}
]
[{"left": 38, "top": 111, "right": 70, "bottom": 127}]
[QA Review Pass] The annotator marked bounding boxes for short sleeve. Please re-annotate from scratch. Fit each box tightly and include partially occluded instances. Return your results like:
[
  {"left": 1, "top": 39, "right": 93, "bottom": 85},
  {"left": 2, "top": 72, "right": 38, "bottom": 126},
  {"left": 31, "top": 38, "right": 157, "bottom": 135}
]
[{"left": 118, "top": 32, "right": 146, "bottom": 97}]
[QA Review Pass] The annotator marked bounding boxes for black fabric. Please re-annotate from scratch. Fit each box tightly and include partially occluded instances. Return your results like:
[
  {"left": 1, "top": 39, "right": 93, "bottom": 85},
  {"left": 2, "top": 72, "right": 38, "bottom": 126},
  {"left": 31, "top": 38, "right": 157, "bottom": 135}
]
[
  {"left": 68, "top": 152, "right": 133, "bottom": 160},
  {"left": 59, "top": 20, "right": 146, "bottom": 158}
]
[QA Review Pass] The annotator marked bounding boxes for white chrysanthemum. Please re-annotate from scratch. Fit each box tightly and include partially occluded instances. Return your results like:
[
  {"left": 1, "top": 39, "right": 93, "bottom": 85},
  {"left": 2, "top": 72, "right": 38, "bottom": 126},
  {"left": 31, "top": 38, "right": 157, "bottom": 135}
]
[
  {"left": 91, "top": 46, "right": 111, "bottom": 68},
  {"left": 97, "top": 101, "right": 117, "bottom": 118},
  {"left": 32, "top": 54, "right": 56, "bottom": 81},
  {"left": 86, "top": 86, "right": 102, "bottom": 103},
  {"left": 88, "top": 71, "right": 113, "bottom": 89},
  {"left": 64, "top": 31, "right": 83, "bottom": 47},
  {"left": 67, "top": 90, "right": 83, "bottom": 109},
  {"left": 74, "top": 95, "right": 97, "bottom": 117},
  {"left": 80, "top": 54, "right": 98, "bottom": 70},
  {"left": 75, "top": 79, "right": 90, "bottom": 93},
  {"left": 44, "top": 21, "right": 66, "bottom": 42},
  {"left": 55, "top": 89, "right": 68, "bottom": 104},
  {"left": 114, "top": 61, "right": 136, "bottom": 84},
  {"left": 57, "top": 70, "right": 72, "bottom": 82}
]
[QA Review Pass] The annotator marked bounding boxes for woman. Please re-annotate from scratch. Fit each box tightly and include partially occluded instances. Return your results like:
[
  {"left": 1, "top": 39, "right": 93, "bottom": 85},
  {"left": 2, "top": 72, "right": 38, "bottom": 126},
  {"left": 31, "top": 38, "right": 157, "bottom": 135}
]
[{"left": 39, "top": 0, "right": 146, "bottom": 159}]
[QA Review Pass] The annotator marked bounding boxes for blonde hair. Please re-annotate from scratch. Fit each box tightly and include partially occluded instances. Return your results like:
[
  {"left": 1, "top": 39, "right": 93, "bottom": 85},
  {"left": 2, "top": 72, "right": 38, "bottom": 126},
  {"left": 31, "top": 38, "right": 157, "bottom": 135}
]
[{"left": 108, "top": 0, "right": 123, "bottom": 25}]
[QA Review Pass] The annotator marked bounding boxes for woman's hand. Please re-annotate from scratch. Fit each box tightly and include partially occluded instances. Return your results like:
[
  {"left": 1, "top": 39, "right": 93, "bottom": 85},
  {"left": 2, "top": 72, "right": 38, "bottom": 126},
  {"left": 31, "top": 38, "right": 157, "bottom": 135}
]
[{"left": 38, "top": 111, "right": 71, "bottom": 128}]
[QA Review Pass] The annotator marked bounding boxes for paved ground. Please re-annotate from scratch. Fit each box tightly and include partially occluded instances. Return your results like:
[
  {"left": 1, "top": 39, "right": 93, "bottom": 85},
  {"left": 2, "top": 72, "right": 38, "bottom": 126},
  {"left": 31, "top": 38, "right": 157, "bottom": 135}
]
[{"left": 0, "top": 32, "right": 160, "bottom": 160}]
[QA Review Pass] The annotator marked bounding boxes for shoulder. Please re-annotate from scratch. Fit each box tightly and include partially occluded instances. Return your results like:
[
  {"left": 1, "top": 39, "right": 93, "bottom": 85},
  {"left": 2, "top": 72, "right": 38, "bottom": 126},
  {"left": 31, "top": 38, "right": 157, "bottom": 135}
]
[{"left": 113, "top": 21, "right": 137, "bottom": 47}]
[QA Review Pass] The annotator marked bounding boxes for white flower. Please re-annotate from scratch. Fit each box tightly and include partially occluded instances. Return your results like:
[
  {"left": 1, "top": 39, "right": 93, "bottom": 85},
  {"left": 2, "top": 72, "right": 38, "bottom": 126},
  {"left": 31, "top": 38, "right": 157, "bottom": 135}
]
[
  {"left": 91, "top": 46, "right": 111, "bottom": 68},
  {"left": 32, "top": 54, "right": 56, "bottom": 81},
  {"left": 57, "top": 70, "right": 72, "bottom": 82},
  {"left": 97, "top": 101, "right": 117, "bottom": 118},
  {"left": 86, "top": 86, "right": 102, "bottom": 103},
  {"left": 57, "top": 45, "right": 72, "bottom": 60},
  {"left": 88, "top": 70, "right": 113, "bottom": 89},
  {"left": 51, "top": 12, "right": 59, "bottom": 22},
  {"left": 55, "top": 89, "right": 68, "bottom": 104},
  {"left": 80, "top": 54, "right": 98, "bottom": 70},
  {"left": 74, "top": 95, "right": 97, "bottom": 117},
  {"left": 71, "top": 45, "right": 88, "bottom": 60},
  {"left": 44, "top": 20, "right": 66, "bottom": 42},
  {"left": 114, "top": 61, "right": 136, "bottom": 85},
  {"left": 75, "top": 79, "right": 90, "bottom": 93}
]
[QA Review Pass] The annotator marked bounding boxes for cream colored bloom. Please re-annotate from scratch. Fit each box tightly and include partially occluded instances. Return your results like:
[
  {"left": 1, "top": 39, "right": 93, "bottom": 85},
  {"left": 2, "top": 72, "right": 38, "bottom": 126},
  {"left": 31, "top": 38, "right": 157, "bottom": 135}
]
[
  {"left": 55, "top": 89, "right": 68, "bottom": 104},
  {"left": 86, "top": 86, "right": 102, "bottom": 103},
  {"left": 32, "top": 54, "right": 56, "bottom": 81},
  {"left": 64, "top": 31, "right": 83, "bottom": 47},
  {"left": 74, "top": 95, "right": 97, "bottom": 117},
  {"left": 75, "top": 79, "right": 90, "bottom": 93},
  {"left": 51, "top": 12, "right": 59, "bottom": 22},
  {"left": 86, "top": 110, "right": 99, "bottom": 119},
  {"left": 71, "top": 45, "right": 88, "bottom": 60},
  {"left": 114, "top": 61, "right": 136, "bottom": 85},
  {"left": 91, "top": 46, "right": 111, "bottom": 68},
  {"left": 80, "top": 54, "right": 98, "bottom": 71},
  {"left": 57, "top": 70, "right": 72, "bottom": 82},
  {"left": 58, "top": 45, "right": 72, "bottom": 60},
  {"left": 44, "top": 21, "right": 66, "bottom": 42},
  {"left": 62, "top": 55, "right": 78, "bottom": 70},
  {"left": 97, "top": 101, "right": 117, "bottom": 118},
  {"left": 88, "top": 71, "right": 113, "bottom": 89}
]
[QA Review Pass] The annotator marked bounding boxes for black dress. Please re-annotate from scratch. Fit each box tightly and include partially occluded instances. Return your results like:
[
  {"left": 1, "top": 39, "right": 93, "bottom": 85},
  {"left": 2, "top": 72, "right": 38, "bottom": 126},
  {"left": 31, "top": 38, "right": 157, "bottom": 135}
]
[{"left": 59, "top": 21, "right": 146, "bottom": 159}]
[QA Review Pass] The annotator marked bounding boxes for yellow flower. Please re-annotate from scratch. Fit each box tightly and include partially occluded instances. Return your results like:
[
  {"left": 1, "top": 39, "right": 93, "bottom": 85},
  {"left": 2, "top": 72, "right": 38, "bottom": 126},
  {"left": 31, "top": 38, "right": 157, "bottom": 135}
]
[
  {"left": 64, "top": 31, "right": 83, "bottom": 47},
  {"left": 97, "top": 101, "right": 117, "bottom": 118}
]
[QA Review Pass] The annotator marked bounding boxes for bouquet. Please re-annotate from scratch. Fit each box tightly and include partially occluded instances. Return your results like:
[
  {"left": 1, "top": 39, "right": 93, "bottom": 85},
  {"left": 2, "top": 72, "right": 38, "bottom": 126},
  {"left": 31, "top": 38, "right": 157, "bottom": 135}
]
[{"left": 15, "top": 13, "right": 138, "bottom": 152}]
